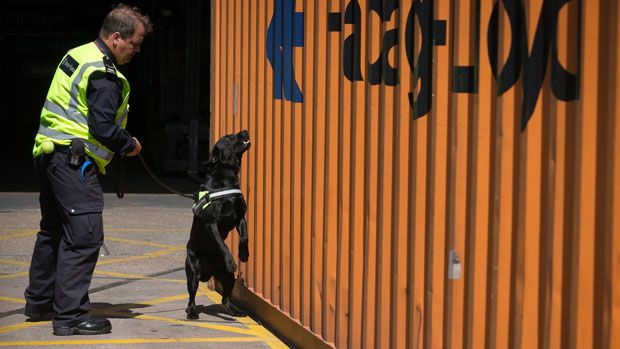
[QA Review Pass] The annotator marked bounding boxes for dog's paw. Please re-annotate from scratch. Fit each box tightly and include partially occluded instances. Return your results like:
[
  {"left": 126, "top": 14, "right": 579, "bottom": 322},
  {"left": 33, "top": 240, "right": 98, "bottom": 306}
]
[
  {"left": 238, "top": 242, "right": 249, "bottom": 262},
  {"left": 185, "top": 307, "right": 199, "bottom": 320},
  {"left": 222, "top": 298, "right": 247, "bottom": 317},
  {"left": 225, "top": 256, "right": 237, "bottom": 273}
]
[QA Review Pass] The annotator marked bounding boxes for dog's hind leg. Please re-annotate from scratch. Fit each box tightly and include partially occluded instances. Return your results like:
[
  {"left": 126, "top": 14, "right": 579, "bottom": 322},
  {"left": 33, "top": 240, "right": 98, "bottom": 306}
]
[
  {"left": 185, "top": 251, "right": 201, "bottom": 319},
  {"left": 236, "top": 218, "right": 249, "bottom": 262},
  {"left": 219, "top": 271, "right": 247, "bottom": 317}
]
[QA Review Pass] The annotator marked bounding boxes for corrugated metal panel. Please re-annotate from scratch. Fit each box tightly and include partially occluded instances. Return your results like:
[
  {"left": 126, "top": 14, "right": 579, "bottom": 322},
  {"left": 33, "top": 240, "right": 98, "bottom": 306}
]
[{"left": 211, "top": 0, "right": 620, "bottom": 348}]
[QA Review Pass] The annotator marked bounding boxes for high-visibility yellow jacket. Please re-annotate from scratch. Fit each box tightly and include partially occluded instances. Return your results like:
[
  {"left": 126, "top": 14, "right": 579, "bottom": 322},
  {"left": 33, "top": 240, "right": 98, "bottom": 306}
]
[{"left": 33, "top": 42, "right": 130, "bottom": 174}]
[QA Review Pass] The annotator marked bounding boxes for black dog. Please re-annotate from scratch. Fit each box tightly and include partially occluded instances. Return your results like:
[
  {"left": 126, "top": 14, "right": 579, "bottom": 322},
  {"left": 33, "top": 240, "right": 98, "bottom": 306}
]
[{"left": 185, "top": 130, "right": 251, "bottom": 319}]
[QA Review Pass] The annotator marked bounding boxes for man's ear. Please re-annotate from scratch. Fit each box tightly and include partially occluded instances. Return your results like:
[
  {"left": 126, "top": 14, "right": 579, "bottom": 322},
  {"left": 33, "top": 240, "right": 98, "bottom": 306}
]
[{"left": 110, "top": 32, "right": 121, "bottom": 45}]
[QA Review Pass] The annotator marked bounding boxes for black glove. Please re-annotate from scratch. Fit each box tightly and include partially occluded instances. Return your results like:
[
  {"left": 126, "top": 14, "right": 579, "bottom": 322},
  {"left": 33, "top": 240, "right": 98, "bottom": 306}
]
[{"left": 238, "top": 241, "right": 249, "bottom": 262}]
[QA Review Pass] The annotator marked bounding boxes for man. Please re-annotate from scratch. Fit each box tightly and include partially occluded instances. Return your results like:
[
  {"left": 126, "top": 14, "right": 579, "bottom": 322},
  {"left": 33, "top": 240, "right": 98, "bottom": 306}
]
[{"left": 24, "top": 4, "right": 152, "bottom": 336}]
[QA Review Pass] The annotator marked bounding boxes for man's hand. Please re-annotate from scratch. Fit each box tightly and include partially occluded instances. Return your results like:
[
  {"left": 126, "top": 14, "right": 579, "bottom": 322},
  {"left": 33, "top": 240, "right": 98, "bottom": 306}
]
[{"left": 125, "top": 137, "right": 142, "bottom": 157}]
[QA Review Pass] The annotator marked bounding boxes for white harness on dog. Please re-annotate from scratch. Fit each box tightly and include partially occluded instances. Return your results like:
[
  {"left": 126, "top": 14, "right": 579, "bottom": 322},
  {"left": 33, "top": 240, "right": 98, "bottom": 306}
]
[{"left": 192, "top": 188, "right": 243, "bottom": 216}]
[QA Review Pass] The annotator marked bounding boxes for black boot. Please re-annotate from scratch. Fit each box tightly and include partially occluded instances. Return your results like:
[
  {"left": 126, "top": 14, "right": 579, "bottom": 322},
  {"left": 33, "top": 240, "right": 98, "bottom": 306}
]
[
  {"left": 24, "top": 304, "right": 55, "bottom": 322},
  {"left": 53, "top": 317, "right": 112, "bottom": 336}
]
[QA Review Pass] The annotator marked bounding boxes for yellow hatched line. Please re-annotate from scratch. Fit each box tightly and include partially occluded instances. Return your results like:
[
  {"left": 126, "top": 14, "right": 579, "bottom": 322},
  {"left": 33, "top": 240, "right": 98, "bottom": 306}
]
[
  {"left": 0, "top": 292, "right": 254, "bottom": 337},
  {"left": 102, "top": 292, "right": 189, "bottom": 309},
  {"left": 0, "top": 281, "right": 280, "bottom": 344},
  {"left": 97, "top": 247, "right": 183, "bottom": 266},
  {"left": 0, "top": 258, "right": 29, "bottom": 266},
  {"left": 90, "top": 292, "right": 255, "bottom": 336},
  {"left": 0, "top": 228, "right": 187, "bottom": 238},
  {"left": 231, "top": 313, "right": 287, "bottom": 349},
  {"left": 106, "top": 227, "right": 188, "bottom": 233},
  {"left": 108, "top": 312, "right": 256, "bottom": 336},
  {"left": 199, "top": 285, "right": 288, "bottom": 349},
  {"left": 0, "top": 295, "right": 25, "bottom": 304},
  {"left": 104, "top": 236, "right": 184, "bottom": 249},
  {"left": 0, "top": 261, "right": 185, "bottom": 280},
  {"left": 0, "top": 337, "right": 264, "bottom": 346},
  {"left": 93, "top": 270, "right": 185, "bottom": 283},
  {"left": 0, "top": 296, "right": 48, "bottom": 335},
  {"left": 0, "top": 230, "right": 36, "bottom": 241},
  {"left": 0, "top": 321, "right": 47, "bottom": 334},
  {"left": 0, "top": 271, "right": 27, "bottom": 280}
]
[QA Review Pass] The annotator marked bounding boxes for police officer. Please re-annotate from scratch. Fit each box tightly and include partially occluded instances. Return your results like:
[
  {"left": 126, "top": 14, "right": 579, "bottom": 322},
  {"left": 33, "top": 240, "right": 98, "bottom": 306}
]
[{"left": 24, "top": 4, "right": 152, "bottom": 336}]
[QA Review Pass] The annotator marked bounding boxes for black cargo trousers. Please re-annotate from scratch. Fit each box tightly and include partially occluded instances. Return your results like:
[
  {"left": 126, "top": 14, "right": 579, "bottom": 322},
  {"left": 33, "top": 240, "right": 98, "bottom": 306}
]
[{"left": 25, "top": 147, "right": 104, "bottom": 328}]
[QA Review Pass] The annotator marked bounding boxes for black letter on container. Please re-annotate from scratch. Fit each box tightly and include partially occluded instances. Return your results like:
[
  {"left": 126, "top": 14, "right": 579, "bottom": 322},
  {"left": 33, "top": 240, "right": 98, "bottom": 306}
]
[{"left": 406, "top": 0, "right": 433, "bottom": 119}]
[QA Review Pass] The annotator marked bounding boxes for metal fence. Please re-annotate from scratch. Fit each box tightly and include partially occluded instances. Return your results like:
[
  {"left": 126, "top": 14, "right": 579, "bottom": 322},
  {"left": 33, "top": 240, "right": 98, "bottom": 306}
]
[{"left": 211, "top": 0, "right": 620, "bottom": 348}]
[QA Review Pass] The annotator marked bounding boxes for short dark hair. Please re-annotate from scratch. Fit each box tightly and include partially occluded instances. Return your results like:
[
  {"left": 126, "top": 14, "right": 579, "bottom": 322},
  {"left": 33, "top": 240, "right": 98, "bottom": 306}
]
[{"left": 99, "top": 3, "right": 153, "bottom": 39}]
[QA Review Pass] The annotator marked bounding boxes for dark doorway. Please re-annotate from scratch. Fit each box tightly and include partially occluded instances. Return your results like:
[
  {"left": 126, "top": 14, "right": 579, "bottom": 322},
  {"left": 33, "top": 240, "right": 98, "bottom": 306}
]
[{"left": 0, "top": 0, "right": 211, "bottom": 194}]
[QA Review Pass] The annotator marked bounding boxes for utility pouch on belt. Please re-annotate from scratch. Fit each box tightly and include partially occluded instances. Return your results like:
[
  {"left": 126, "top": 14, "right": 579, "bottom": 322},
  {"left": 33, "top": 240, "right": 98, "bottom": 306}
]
[{"left": 68, "top": 139, "right": 86, "bottom": 167}]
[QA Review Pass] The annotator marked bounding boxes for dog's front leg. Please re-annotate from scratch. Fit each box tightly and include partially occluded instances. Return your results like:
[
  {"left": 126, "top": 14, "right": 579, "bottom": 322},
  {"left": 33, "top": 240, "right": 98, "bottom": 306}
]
[
  {"left": 236, "top": 218, "right": 249, "bottom": 262},
  {"left": 185, "top": 250, "right": 200, "bottom": 319},
  {"left": 207, "top": 223, "right": 236, "bottom": 273}
]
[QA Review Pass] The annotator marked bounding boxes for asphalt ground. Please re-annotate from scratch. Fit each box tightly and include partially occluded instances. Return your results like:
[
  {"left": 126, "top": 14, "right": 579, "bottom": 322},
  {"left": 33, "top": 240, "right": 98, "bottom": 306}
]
[{"left": 0, "top": 192, "right": 288, "bottom": 348}]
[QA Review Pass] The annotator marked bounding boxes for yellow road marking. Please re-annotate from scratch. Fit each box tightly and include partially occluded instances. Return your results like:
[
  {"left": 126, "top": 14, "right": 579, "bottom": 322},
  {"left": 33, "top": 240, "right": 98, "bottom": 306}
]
[
  {"left": 0, "top": 258, "right": 29, "bottom": 266},
  {"left": 0, "top": 321, "right": 47, "bottom": 334},
  {"left": 105, "top": 227, "right": 188, "bottom": 233},
  {"left": 0, "top": 263, "right": 186, "bottom": 281},
  {"left": 93, "top": 270, "right": 185, "bottom": 283},
  {"left": 0, "top": 296, "right": 25, "bottom": 304},
  {"left": 105, "top": 236, "right": 184, "bottom": 249},
  {"left": 0, "top": 292, "right": 254, "bottom": 337},
  {"left": 0, "top": 250, "right": 284, "bottom": 346},
  {"left": 91, "top": 292, "right": 255, "bottom": 335},
  {"left": 0, "top": 289, "right": 285, "bottom": 346},
  {"left": 0, "top": 226, "right": 188, "bottom": 234},
  {"left": 0, "top": 297, "right": 48, "bottom": 335},
  {"left": 142, "top": 293, "right": 189, "bottom": 305},
  {"left": 97, "top": 247, "right": 183, "bottom": 266},
  {"left": 199, "top": 286, "right": 288, "bottom": 349},
  {"left": 0, "top": 271, "right": 27, "bottom": 280},
  {"left": 235, "top": 313, "right": 289, "bottom": 349},
  {"left": 125, "top": 292, "right": 189, "bottom": 307},
  {"left": 0, "top": 337, "right": 264, "bottom": 346},
  {"left": 0, "top": 230, "right": 36, "bottom": 241},
  {"left": 108, "top": 312, "right": 256, "bottom": 335}
]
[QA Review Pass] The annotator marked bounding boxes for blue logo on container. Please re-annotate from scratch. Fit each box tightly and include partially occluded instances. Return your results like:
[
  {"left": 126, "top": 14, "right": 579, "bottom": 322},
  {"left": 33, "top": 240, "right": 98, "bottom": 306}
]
[{"left": 266, "top": 0, "right": 304, "bottom": 102}]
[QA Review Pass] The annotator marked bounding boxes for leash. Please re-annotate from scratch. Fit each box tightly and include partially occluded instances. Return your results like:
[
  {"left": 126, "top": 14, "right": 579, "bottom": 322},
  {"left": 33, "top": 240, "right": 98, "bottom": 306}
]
[{"left": 137, "top": 153, "right": 194, "bottom": 199}]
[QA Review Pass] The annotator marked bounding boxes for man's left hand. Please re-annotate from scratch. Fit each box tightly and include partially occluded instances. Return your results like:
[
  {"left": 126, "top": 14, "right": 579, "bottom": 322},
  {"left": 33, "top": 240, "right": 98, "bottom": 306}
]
[{"left": 125, "top": 137, "right": 142, "bottom": 157}]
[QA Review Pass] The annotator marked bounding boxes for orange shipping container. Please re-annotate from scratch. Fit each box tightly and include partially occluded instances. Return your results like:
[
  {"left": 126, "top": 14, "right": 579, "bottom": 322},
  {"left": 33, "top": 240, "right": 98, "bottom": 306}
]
[{"left": 211, "top": 0, "right": 620, "bottom": 348}]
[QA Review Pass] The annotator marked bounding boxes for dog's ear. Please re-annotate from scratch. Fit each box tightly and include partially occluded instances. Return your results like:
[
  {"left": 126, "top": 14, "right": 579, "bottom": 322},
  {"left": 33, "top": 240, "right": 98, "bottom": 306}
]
[
  {"left": 209, "top": 147, "right": 220, "bottom": 163},
  {"left": 222, "top": 154, "right": 240, "bottom": 170}
]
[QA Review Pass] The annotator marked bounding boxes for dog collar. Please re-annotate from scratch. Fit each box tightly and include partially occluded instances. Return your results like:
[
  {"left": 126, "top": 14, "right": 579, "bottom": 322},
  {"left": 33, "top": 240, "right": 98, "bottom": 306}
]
[{"left": 192, "top": 189, "right": 243, "bottom": 216}]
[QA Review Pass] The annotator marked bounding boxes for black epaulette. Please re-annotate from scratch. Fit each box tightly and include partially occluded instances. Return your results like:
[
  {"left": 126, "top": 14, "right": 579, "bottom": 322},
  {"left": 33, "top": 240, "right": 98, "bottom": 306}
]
[{"left": 103, "top": 55, "right": 117, "bottom": 76}]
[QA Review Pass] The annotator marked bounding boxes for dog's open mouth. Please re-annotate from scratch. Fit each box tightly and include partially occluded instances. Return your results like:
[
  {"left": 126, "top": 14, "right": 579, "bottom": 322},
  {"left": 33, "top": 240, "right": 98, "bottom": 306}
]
[
  {"left": 238, "top": 130, "right": 251, "bottom": 150},
  {"left": 235, "top": 130, "right": 252, "bottom": 151}
]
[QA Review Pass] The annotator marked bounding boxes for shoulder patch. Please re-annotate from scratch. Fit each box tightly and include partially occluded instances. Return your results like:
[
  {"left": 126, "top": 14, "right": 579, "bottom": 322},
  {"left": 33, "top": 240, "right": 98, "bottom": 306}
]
[
  {"left": 103, "top": 55, "right": 117, "bottom": 76},
  {"left": 59, "top": 55, "right": 79, "bottom": 77}
]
